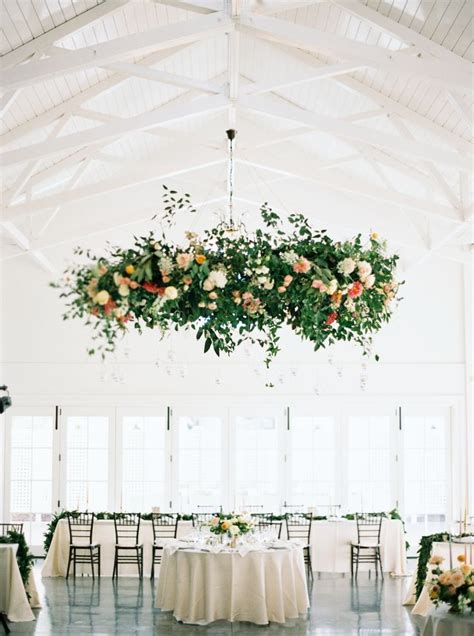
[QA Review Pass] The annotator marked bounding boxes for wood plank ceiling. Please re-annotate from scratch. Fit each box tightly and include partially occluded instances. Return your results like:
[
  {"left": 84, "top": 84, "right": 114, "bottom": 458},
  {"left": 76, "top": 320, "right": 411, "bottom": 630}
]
[{"left": 0, "top": 0, "right": 472, "bottom": 273}]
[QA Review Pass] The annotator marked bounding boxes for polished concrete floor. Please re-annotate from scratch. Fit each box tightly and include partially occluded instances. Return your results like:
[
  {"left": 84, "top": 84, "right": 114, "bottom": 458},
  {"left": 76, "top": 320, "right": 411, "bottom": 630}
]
[{"left": 9, "top": 564, "right": 424, "bottom": 635}]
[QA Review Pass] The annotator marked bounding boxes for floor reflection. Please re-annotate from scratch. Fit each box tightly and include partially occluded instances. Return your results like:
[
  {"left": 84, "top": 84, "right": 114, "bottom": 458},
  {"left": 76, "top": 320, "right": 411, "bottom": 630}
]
[{"left": 9, "top": 566, "right": 421, "bottom": 635}]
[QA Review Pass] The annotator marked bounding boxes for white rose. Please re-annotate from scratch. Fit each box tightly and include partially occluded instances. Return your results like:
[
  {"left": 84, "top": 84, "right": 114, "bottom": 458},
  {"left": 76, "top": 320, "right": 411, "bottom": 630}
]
[
  {"left": 229, "top": 525, "right": 240, "bottom": 536},
  {"left": 257, "top": 276, "right": 267, "bottom": 285},
  {"left": 203, "top": 278, "right": 215, "bottom": 291},
  {"left": 263, "top": 279, "right": 274, "bottom": 290},
  {"left": 357, "top": 261, "right": 372, "bottom": 281},
  {"left": 209, "top": 270, "right": 227, "bottom": 288},
  {"left": 337, "top": 257, "right": 356, "bottom": 275},
  {"left": 255, "top": 265, "right": 269, "bottom": 275},
  {"left": 93, "top": 290, "right": 110, "bottom": 305},
  {"left": 364, "top": 274, "right": 376, "bottom": 289},
  {"left": 118, "top": 284, "right": 129, "bottom": 297},
  {"left": 164, "top": 286, "right": 178, "bottom": 300},
  {"left": 113, "top": 272, "right": 121, "bottom": 286},
  {"left": 326, "top": 279, "right": 338, "bottom": 295}
]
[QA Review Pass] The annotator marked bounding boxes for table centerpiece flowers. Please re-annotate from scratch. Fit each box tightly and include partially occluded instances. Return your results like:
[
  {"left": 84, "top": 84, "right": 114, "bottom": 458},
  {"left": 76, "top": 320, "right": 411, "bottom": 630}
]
[
  {"left": 208, "top": 513, "right": 254, "bottom": 548},
  {"left": 427, "top": 554, "right": 474, "bottom": 614}
]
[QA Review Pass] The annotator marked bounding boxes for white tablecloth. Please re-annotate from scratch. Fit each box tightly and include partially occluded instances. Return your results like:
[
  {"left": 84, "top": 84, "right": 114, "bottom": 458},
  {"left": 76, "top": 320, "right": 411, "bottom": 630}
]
[
  {"left": 422, "top": 611, "right": 474, "bottom": 636},
  {"left": 310, "top": 519, "right": 406, "bottom": 575},
  {"left": 42, "top": 518, "right": 194, "bottom": 577},
  {"left": 155, "top": 542, "right": 309, "bottom": 625},
  {"left": 0, "top": 545, "right": 35, "bottom": 622},
  {"left": 403, "top": 542, "right": 469, "bottom": 616},
  {"left": 42, "top": 517, "right": 407, "bottom": 577}
]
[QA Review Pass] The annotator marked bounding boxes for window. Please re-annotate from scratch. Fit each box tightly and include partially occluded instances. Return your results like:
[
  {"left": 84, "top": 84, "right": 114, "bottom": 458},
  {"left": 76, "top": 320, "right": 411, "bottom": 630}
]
[
  {"left": 402, "top": 408, "right": 451, "bottom": 546},
  {"left": 121, "top": 414, "right": 167, "bottom": 511},
  {"left": 346, "top": 414, "right": 393, "bottom": 512},
  {"left": 233, "top": 413, "right": 280, "bottom": 511},
  {"left": 63, "top": 414, "right": 109, "bottom": 511},
  {"left": 8, "top": 413, "right": 54, "bottom": 547},
  {"left": 288, "top": 415, "right": 338, "bottom": 512},
  {"left": 175, "top": 414, "right": 224, "bottom": 511}
]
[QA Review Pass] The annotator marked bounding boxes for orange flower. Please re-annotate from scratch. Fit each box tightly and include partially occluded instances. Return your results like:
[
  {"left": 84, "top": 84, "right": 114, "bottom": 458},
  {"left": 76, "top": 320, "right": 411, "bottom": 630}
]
[
  {"left": 125, "top": 264, "right": 135, "bottom": 275},
  {"left": 457, "top": 554, "right": 466, "bottom": 563},
  {"left": 195, "top": 254, "right": 206, "bottom": 264}
]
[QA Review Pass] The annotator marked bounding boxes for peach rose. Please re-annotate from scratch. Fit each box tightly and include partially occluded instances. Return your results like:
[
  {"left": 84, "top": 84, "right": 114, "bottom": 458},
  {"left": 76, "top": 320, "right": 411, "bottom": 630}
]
[
  {"left": 283, "top": 275, "right": 293, "bottom": 286},
  {"left": 176, "top": 253, "right": 192, "bottom": 270},
  {"left": 312, "top": 279, "right": 327, "bottom": 291},
  {"left": 277, "top": 286, "right": 286, "bottom": 294},
  {"left": 292, "top": 257, "right": 311, "bottom": 274},
  {"left": 208, "top": 302, "right": 217, "bottom": 310}
]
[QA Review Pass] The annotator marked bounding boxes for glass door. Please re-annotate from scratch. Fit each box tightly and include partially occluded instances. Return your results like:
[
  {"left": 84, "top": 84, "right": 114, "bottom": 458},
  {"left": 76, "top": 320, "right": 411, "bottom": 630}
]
[
  {"left": 286, "top": 410, "right": 340, "bottom": 515},
  {"left": 230, "top": 408, "right": 283, "bottom": 513},
  {"left": 4, "top": 407, "right": 56, "bottom": 550},
  {"left": 172, "top": 408, "right": 227, "bottom": 513},
  {"left": 344, "top": 409, "right": 397, "bottom": 513},
  {"left": 116, "top": 408, "right": 169, "bottom": 512},
  {"left": 400, "top": 407, "right": 452, "bottom": 552},
  {"left": 59, "top": 408, "right": 114, "bottom": 511}
]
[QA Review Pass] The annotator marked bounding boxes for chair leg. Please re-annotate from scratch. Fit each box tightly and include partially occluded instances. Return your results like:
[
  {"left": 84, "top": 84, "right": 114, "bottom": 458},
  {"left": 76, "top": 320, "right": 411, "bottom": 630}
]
[
  {"left": 350, "top": 546, "right": 353, "bottom": 578},
  {"left": 140, "top": 547, "right": 143, "bottom": 579},
  {"left": 151, "top": 546, "right": 155, "bottom": 580},
  {"left": 307, "top": 548, "right": 314, "bottom": 581},
  {"left": 1, "top": 612, "right": 10, "bottom": 634},
  {"left": 112, "top": 549, "right": 117, "bottom": 579},
  {"left": 66, "top": 546, "right": 72, "bottom": 579},
  {"left": 90, "top": 547, "right": 94, "bottom": 580},
  {"left": 355, "top": 549, "right": 359, "bottom": 578},
  {"left": 378, "top": 548, "right": 384, "bottom": 580},
  {"left": 98, "top": 546, "right": 101, "bottom": 578},
  {"left": 73, "top": 548, "right": 77, "bottom": 578}
]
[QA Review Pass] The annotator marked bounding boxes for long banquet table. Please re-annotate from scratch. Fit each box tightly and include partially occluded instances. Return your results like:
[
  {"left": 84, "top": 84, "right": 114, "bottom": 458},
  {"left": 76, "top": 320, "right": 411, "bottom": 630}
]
[
  {"left": 42, "top": 517, "right": 406, "bottom": 577},
  {"left": 155, "top": 540, "right": 309, "bottom": 625},
  {"left": 0, "top": 544, "right": 40, "bottom": 623}
]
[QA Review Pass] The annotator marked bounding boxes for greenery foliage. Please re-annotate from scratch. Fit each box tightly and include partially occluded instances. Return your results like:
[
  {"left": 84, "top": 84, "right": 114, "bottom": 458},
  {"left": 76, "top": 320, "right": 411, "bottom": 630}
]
[
  {"left": 53, "top": 193, "right": 400, "bottom": 364},
  {"left": 415, "top": 533, "right": 451, "bottom": 600},
  {"left": 0, "top": 530, "right": 35, "bottom": 592}
]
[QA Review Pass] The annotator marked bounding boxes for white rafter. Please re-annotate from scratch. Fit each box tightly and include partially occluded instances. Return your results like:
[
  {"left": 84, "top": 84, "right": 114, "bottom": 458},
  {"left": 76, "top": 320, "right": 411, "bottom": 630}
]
[
  {"left": 256, "top": 40, "right": 472, "bottom": 155},
  {"left": 240, "top": 13, "right": 472, "bottom": 92},
  {"left": 1, "top": 94, "right": 229, "bottom": 166},
  {"left": 0, "top": 1, "right": 130, "bottom": 70},
  {"left": 0, "top": 13, "right": 231, "bottom": 91},
  {"left": 333, "top": 0, "right": 473, "bottom": 75},
  {"left": 241, "top": 94, "right": 470, "bottom": 170}
]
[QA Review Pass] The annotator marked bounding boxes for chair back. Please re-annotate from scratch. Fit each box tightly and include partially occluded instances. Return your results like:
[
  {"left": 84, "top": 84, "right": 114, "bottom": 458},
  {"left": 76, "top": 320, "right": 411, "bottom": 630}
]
[
  {"left": 113, "top": 513, "right": 141, "bottom": 545},
  {"left": 0, "top": 522, "right": 24, "bottom": 536},
  {"left": 192, "top": 512, "right": 217, "bottom": 528},
  {"left": 67, "top": 512, "right": 94, "bottom": 545},
  {"left": 355, "top": 513, "right": 383, "bottom": 545},
  {"left": 151, "top": 513, "right": 178, "bottom": 542},
  {"left": 286, "top": 513, "right": 312, "bottom": 544},
  {"left": 256, "top": 520, "right": 283, "bottom": 539}
]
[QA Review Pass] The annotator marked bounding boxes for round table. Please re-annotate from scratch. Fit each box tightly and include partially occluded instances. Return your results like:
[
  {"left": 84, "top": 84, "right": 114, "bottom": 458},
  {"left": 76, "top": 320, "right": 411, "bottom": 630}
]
[{"left": 155, "top": 542, "right": 309, "bottom": 625}]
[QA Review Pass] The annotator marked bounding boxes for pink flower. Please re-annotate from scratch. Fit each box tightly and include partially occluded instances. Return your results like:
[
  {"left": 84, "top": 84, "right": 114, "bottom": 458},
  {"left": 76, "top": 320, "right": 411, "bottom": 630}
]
[
  {"left": 208, "top": 302, "right": 217, "bottom": 310},
  {"left": 292, "top": 258, "right": 311, "bottom": 274},
  {"left": 242, "top": 291, "right": 252, "bottom": 300},
  {"left": 348, "top": 281, "right": 363, "bottom": 298},
  {"left": 277, "top": 286, "right": 287, "bottom": 294},
  {"left": 176, "top": 253, "right": 192, "bottom": 270},
  {"left": 326, "top": 312, "right": 337, "bottom": 325},
  {"left": 311, "top": 279, "right": 327, "bottom": 291},
  {"left": 283, "top": 275, "right": 293, "bottom": 286}
]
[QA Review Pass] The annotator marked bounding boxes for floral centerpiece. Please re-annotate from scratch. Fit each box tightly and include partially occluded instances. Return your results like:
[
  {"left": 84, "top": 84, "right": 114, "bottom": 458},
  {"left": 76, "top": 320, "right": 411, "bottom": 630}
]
[
  {"left": 208, "top": 513, "right": 254, "bottom": 547},
  {"left": 427, "top": 554, "right": 474, "bottom": 614},
  {"left": 53, "top": 190, "right": 401, "bottom": 365}
]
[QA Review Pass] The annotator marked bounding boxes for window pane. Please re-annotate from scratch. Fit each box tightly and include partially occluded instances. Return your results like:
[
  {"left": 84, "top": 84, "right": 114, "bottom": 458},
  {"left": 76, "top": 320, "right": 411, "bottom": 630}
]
[
  {"left": 289, "top": 416, "right": 337, "bottom": 512},
  {"left": 121, "top": 416, "right": 166, "bottom": 511},
  {"left": 10, "top": 415, "right": 53, "bottom": 547},
  {"left": 177, "top": 416, "right": 222, "bottom": 511},
  {"left": 403, "top": 413, "right": 449, "bottom": 550},
  {"left": 65, "top": 416, "right": 109, "bottom": 511},
  {"left": 346, "top": 415, "right": 392, "bottom": 512},
  {"left": 234, "top": 416, "right": 279, "bottom": 511}
]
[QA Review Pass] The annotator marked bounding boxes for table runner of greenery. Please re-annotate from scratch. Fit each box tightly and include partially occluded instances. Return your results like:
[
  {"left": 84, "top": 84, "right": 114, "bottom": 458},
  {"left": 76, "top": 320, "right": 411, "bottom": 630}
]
[
  {"left": 0, "top": 530, "right": 35, "bottom": 594},
  {"left": 43, "top": 508, "right": 407, "bottom": 555}
]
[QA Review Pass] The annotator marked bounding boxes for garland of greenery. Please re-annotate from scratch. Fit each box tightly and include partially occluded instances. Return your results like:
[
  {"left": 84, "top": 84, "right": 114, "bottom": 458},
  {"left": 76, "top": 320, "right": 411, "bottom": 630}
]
[
  {"left": 0, "top": 530, "right": 35, "bottom": 593},
  {"left": 415, "top": 532, "right": 451, "bottom": 600},
  {"left": 43, "top": 508, "right": 408, "bottom": 555},
  {"left": 54, "top": 193, "right": 400, "bottom": 364}
]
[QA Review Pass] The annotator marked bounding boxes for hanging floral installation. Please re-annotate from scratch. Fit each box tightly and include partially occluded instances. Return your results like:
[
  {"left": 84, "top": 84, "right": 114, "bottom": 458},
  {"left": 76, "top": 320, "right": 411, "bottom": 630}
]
[{"left": 54, "top": 191, "right": 401, "bottom": 364}]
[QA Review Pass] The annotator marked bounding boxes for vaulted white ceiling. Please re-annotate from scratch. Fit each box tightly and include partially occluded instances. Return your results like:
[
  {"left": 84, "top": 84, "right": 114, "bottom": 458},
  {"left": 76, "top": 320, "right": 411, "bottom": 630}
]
[{"left": 0, "top": 0, "right": 472, "bottom": 275}]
